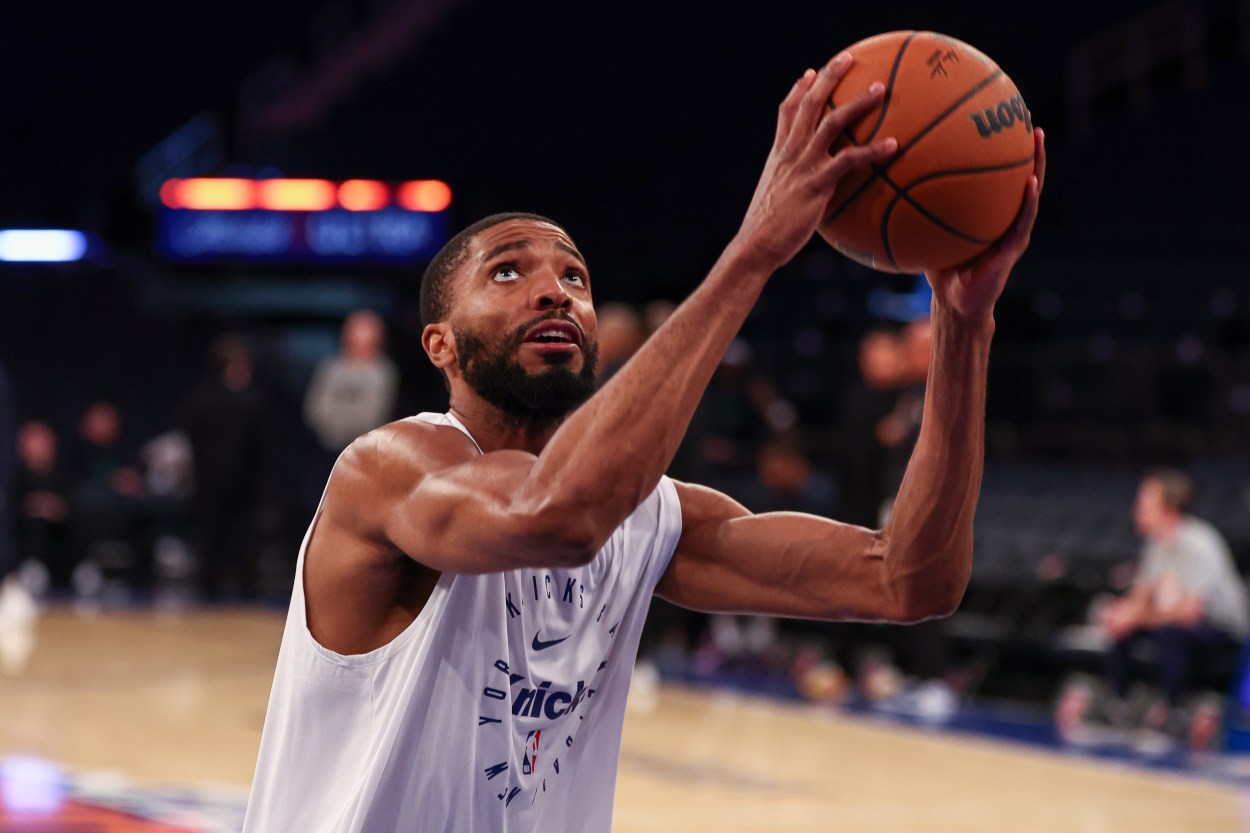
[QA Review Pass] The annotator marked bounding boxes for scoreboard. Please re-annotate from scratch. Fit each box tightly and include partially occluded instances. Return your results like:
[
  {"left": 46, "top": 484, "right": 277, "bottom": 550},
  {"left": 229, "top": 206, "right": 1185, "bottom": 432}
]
[{"left": 157, "top": 178, "right": 451, "bottom": 266}]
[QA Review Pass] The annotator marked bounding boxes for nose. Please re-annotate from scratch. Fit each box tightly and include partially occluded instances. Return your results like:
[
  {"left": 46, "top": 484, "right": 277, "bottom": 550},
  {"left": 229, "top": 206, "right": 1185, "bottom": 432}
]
[{"left": 529, "top": 269, "right": 573, "bottom": 311}]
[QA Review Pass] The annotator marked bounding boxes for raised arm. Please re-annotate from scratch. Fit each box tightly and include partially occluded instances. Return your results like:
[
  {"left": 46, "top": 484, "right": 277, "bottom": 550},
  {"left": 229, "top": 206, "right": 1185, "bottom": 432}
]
[
  {"left": 658, "top": 128, "right": 1046, "bottom": 623},
  {"left": 326, "top": 53, "right": 899, "bottom": 576}
]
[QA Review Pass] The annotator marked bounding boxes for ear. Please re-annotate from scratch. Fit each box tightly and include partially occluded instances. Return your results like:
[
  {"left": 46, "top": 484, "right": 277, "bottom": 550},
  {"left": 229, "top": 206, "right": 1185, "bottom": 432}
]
[{"left": 422, "top": 323, "right": 457, "bottom": 374}]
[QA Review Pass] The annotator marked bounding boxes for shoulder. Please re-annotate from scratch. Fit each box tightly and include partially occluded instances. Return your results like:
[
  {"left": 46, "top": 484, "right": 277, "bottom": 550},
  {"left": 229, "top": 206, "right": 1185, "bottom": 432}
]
[
  {"left": 1180, "top": 517, "right": 1231, "bottom": 555},
  {"left": 334, "top": 417, "right": 478, "bottom": 491},
  {"left": 315, "top": 417, "right": 482, "bottom": 554},
  {"left": 671, "top": 479, "right": 751, "bottom": 532}
]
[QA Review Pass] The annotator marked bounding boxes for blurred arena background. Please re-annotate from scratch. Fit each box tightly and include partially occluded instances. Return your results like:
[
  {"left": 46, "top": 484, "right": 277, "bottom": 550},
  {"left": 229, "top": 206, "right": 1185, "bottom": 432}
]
[{"left": 2, "top": 1, "right": 1250, "bottom": 831}]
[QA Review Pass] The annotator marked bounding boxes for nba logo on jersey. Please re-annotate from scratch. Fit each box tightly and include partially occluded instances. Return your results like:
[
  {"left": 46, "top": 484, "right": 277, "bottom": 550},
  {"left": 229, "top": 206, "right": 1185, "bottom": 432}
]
[{"left": 522, "top": 729, "right": 541, "bottom": 775}]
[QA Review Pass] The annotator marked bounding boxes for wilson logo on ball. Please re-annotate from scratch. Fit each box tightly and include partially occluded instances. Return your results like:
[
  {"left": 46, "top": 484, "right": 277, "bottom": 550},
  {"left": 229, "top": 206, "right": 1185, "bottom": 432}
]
[{"left": 969, "top": 95, "right": 1033, "bottom": 138}]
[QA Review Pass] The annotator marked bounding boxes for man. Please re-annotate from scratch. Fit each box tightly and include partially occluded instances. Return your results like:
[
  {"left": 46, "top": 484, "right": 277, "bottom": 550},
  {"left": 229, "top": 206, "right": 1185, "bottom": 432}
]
[
  {"left": 304, "top": 309, "right": 401, "bottom": 452},
  {"left": 244, "top": 52, "right": 1044, "bottom": 833},
  {"left": 1100, "top": 468, "right": 1249, "bottom": 730},
  {"left": 0, "top": 362, "right": 38, "bottom": 675},
  {"left": 179, "top": 337, "right": 273, "bottom": 601}
]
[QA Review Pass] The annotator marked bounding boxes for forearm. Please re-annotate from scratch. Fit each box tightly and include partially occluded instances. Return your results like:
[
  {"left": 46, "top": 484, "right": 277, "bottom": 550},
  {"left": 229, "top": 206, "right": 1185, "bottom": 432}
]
[
  {"left": 878, "top": 302, "right": 994, "bottom": 619},
  {"left": 500, "top": 56, "right": 902, "bottom": 559},
  {"left": 1141, "top": 596, "right": 1204, "bottom": 629},
  {"left": 517, "top": 237, "right": 774, "bottom": 546}
]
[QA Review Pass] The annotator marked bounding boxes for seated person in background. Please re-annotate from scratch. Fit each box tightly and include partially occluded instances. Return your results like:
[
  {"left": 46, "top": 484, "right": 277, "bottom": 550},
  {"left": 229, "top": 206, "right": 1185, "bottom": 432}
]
[
  {"left": 15, "top": 421, "right": 73, "bottom": 592},
  {"left": 68, "top": 400, "right": 152, "bottom": 595},
  {"left": 1100, "top": 468, "right": 1250, "bottom": 730},
  {"left": 73, "top": 400, "right": 144, "bottom": 498}
]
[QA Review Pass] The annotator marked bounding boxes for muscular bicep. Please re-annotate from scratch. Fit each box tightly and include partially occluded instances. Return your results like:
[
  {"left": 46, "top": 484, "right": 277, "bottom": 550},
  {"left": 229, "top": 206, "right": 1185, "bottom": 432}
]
[
  {"left": 655, "top": 481, "right": 904, "bottom": 622},
  {"left": 323, "top": 422, "right": 600, "bottom": 575}
]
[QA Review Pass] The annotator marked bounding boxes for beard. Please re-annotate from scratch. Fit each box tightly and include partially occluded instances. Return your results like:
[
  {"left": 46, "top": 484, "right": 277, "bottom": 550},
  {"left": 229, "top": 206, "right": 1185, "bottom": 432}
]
[{"left": 455, "top": 314, "right": 599, "bottom": 424}]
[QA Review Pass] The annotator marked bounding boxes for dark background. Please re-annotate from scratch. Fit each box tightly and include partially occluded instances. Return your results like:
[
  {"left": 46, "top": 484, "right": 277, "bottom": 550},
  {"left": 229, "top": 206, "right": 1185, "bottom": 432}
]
[
  {"left": 2, "top": 2, "right": 1248, "bottom": 701},
  {"left": 4, "top": 0, "right": 1246, "bottom": 423}
]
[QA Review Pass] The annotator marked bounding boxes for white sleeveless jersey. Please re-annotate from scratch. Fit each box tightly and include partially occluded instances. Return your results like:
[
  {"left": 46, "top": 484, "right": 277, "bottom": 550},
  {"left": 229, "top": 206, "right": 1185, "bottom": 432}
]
[{"left": 243, "top": 412, "right": 682, "bottom": 833}]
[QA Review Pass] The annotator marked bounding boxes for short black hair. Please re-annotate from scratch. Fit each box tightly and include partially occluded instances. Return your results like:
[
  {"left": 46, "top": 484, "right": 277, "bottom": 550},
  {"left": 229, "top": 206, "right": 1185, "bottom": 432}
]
[{"left": 419, "top": 212, "right": 564, "bottom": 327}]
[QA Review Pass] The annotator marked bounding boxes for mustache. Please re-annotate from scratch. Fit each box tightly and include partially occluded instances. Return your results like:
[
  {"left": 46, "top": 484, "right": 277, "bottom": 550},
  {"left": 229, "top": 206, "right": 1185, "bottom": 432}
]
[{"left": 507, "top": 311, "right": 587, "bottom": 346}]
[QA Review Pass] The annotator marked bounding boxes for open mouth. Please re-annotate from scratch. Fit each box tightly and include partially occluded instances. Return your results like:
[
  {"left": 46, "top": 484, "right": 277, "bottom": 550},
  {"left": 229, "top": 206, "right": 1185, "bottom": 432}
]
[{"left": 522, "top": 320, "right": 582, "bottom": 348}]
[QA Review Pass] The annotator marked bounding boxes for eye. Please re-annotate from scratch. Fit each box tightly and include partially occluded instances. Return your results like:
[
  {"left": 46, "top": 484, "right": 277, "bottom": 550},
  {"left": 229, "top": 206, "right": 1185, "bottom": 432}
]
[
  {"left": 563, "top": 270, "right": 586, "bottom": 288},
  {"left": 492, "top": 264, "right": 520, "bottom": 283}
]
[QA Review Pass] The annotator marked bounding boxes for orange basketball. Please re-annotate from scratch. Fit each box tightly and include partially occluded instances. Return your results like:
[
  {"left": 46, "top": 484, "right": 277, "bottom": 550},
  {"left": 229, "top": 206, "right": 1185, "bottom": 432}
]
[{"left": 819, "top": 31, "right": 1035, "bottom": 274}]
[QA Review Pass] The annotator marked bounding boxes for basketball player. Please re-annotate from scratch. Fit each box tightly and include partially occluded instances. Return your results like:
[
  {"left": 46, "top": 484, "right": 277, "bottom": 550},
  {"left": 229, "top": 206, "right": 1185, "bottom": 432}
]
[{"left": 244, "top": 52, "right": 1045, "bottom": 832}]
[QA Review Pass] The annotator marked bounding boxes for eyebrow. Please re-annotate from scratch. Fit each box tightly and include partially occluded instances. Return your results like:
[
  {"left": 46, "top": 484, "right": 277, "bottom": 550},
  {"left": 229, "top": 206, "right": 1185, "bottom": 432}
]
[
  {"left": 481, "top": 240, "right": 529, "bottom": 263},
  {"left": 556, "top": 242, "right": 586, "bottom": 266},
  {"left": 480, "top": 239, "right": 587, "bottom": 267}
]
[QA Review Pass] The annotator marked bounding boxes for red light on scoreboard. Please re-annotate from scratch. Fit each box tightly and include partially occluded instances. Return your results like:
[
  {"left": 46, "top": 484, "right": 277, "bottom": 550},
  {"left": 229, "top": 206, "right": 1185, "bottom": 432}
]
[
  {"left": 338, "top": 180, "right": 389, "bottom": 212},
  {"left": 397, "top": 180, "right": 453, "bottom": 213},
  {"left": 159, "top": 178, "right": 452, "bottom": 213},
  {"left": 257, "top": 179, "right": 337, "bottom": 211},
  {"left": 161, "top": 178, "right": 257, "bottom": 210}
]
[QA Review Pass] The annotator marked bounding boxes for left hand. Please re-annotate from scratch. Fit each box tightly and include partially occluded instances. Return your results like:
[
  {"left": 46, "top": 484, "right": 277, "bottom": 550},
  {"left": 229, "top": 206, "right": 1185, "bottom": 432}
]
[
  {"left": 926, "top": 128, "right": 1046, "bottom": 324},
  {"left": 1100, "top": 599, "right": 1137, "bottom": 640}
]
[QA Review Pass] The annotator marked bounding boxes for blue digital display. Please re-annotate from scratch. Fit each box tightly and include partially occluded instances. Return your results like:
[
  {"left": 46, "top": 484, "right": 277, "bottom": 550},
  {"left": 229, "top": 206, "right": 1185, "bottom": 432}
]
[{"left": 158, "top": 208, "right": 449, "bottom": 265}]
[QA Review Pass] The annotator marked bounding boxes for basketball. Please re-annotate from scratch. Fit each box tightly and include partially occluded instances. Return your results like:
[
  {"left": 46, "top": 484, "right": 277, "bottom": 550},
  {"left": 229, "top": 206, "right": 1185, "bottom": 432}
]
[{"left": 819, "top": 30, "right": 1035, "bottom": 274}]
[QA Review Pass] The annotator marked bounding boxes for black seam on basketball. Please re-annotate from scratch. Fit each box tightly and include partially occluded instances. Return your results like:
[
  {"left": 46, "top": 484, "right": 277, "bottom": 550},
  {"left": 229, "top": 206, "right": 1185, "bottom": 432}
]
[
  {"left": 824, "top": 160, "right": 891, "bottom": 224},
  {"left": 825, "top": 62, "right": 1005, "bottom": 225},
  {"left": 823, "top": 34, "right": 915, "bottom": 222},
  {"left": 883, "top": 69, "right": 1005, "bottom": 170},
  {"left": 880, "top": 154, "right": 1035, "bottom": 253},
  {"left": 879, "top": 197, "right": 900, "bottom": 270},
  {"left": 864, "top": 31, "right": 917, "bottom": 143},
  {"left": 898, "top": 154, "right": 1035, "bottom": 191},
  {"left": 884, "top": 178, "right": 993, "bottom": 246}
]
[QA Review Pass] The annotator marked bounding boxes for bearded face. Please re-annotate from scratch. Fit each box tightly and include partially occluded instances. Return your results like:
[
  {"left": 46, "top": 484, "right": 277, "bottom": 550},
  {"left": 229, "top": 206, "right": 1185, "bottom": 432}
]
[{"left": 455, "top": 313, "right": 599, "bottom": 423}]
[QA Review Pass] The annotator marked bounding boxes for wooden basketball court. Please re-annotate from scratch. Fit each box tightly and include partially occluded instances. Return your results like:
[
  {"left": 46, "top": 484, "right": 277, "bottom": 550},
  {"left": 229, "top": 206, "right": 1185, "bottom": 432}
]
[{"left": 2, "top": 607, "right": 1246, "bottom": 832}]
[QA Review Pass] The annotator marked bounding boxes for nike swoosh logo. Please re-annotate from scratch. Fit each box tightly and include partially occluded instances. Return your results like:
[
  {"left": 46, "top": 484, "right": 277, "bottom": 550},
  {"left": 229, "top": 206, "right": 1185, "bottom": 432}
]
[{"left": 532, "top": 630, "right": 570, "bottom": 652}]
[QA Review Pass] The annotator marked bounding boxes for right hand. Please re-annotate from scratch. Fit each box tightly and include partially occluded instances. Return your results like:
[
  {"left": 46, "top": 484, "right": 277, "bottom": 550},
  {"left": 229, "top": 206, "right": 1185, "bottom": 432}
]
[{"left": 734, "top": 51, "right": 898, "bottom": 272}]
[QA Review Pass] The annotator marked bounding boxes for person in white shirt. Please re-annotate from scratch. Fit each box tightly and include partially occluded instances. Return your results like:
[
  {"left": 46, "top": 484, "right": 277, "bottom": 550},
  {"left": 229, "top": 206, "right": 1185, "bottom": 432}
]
[
  {"left": 303, "top": 309, "right": 400, "bottom": 452},
  {"left": 1100, "top": 468, "right": 1249, "bottom": 728},
  {"left": 244, "top": 51, "right": 1045, "bottom": 833}
]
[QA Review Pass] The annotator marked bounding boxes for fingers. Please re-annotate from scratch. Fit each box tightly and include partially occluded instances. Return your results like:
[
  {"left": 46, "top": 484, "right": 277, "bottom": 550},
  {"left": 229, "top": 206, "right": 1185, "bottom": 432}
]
[
  {"left": 793, "top": 51, "right": 853, "bottom": 136},
  {"left": 1005, "top": 129, "right": 1046, "bottom": 247},
  {"left": 928, "top": 126, "right": 1044, "bottom": 284},
  {"left": 1033, "top": 127, "right": 1047, "bottom": 194},
  {"left": 817, "top": 80, "right": 893, "bottom": 180},
  {"left": 776, "top": 68, "right": 817, "bottom": 144},
  {"left": 825, "top": 137, "right": 897, "bottom": 183},
  {"left": 1013, "top": 174, "right": 1040, "bottom": 243},
  {"left": 973, "top": 168, "right": 1038, "bottom": 279},
  {"left": 816, "top": 80, "right": 886, "bottom": 145}
]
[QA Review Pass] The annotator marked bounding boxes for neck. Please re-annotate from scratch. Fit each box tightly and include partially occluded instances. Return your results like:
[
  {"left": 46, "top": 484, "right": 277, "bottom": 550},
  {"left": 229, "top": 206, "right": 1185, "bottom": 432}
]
[
  {"left": 1155, "top": 514, "right": 1183, "bottom": 540},
  {"left": 448, "top": 397, "right": 564, "bottom": 455}
]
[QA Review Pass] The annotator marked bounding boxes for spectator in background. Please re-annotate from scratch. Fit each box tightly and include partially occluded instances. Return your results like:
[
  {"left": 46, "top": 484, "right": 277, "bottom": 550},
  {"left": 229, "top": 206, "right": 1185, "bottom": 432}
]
[
  {"left": 138, "top": 427, "right": 196, "bottom": 594},
  {"left": 74, "top": 401, "right": 143, "bottom": 497},
  {"left": 1099, "top": 468, "right": 1250, "bottom": 732},
  {"left": 696, "top": 339, "right": 798, "bottom": 491},
  {"left": 704, "top": 441, "right": 839, "bottom": 678},
  {"left": 595, "top": 303, "right": 646, "bottom": 385},
  {"left": 179, "top": 337, "right": 273, "bottom": 601},
  {"left": 70, "top": 400, "right": 144, "bottom": 596},
  {"left": 875, "top": 319, "right": 931, "bottom": 519},
  {"left": 838, "top": 328, "right": 907, "bottom": 528},
  {"left": 833, "top": 318, "right": 956, "bottom": 719},
  {"left": 0, "top": 363, "right": 37, "bottom": 674},
  {"left": 303, "top": 310, "right": 399, "bottom": 452},
  {"left": 745, "top": 440, "right": 836, "bottom": 516},
  {"left": 14, "top": 421, "right": 72, "bottom": 592},
  {"left": 643, "top": 299, "right": 676, "bottom": 337}
]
